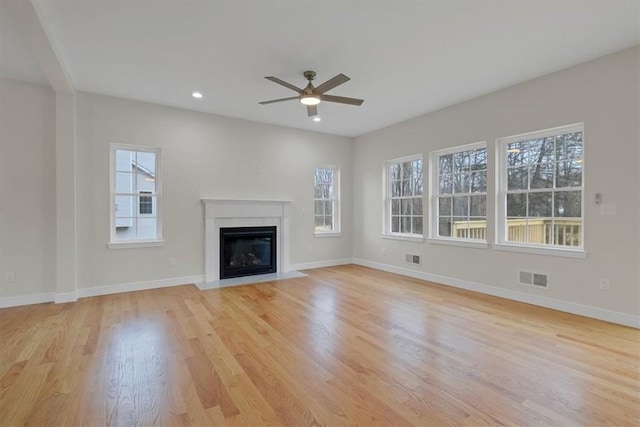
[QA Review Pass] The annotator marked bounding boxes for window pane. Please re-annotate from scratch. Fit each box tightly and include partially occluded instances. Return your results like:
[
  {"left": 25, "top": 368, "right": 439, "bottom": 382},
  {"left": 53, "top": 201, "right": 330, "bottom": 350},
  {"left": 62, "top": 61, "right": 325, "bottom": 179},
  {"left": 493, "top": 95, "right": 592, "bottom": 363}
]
[
  {"left": 507, "top": 142, "right": 527, "bottom": 167},
  {"left": 470, "top": 148, "right": 487, "bottom": 171},
  {"left": 526, "top": 219, "right": 550, "bottom": 245},
  {"left": 322, "top": 184, "right": 330, "bottom": 199},
  {"left": 392, "top": 199, "right": 400, "bottom": 215},
  {"left": 412, "top": 198, "right": 423, "bottom": 216},
  {"left": 438, "top": 197, "right": 451, "bottom": 216},
  {"left": 115, "top": 171, "right": 134, "bottom": 193},
  {"left": 453, "top": 173, "right": 470, "bottom": 194},
  {"left": 324, "top": 200, "right": 333, "bottom": 216},
  {"left": 325, "top": 216, "right": 333, "bottom": 230},
  {"left": 451, "top": 217, "right": 468, "bottom": 239},
  {"left": 413, "top": 160, "right": 423, "bottom": 179},
  {"left": 391, "top": 181, "right": 401, "bottom": 197},
  {"left": 439, "top": 173, "right": 453, "bottom": 194},
  {"left": 453, "top": 151, "right": 470, "bottom": 173},
  {"left": 468, "top": 219, "right": 486, "bottom": 240},
  {"left": 470, "top": 170, "right": 486, "bottom": 193},
  {"left": 412, "top": 216, "right": 423, "bottom": 235},
  {"left": 528, "top": 137, "right": 554, "bottom": 164},
  {"left": 315, "top": 216, "right": 324, "bottom": 228},
  {"left": 470, "top": 195, "right": 486, "bottom": 217},
  {"left": 506, "top": 218, "right": 527, "bottom": 243},
  {"left": 391, "top": 216, "right": 400, "bottom": 233},
  {"left": 402, "top": 179, "right": 412, "bottom": 197},
  {"left": 391, "top": 163, "right": 401, "bottom": 181},
  {"left": 439, "top": 154, "right": 453, "bottom": 174},
  {"left": 115, "top": 195, "right": 134, "bottom": 222},
  {"left": 402, "top": 161, "right": 413, "bottom": 180},
  {"left": 530, "top": 163, "right": 554, "bottom": 189},
  {"left": 507, "top": 193, "right": 526, "bottom": 217},
  {"left": 553, "top": 220, "right": 581, "bottom": 246},
  {"left": 414, "top": 179, "right": 423, "bottom": 196},
  {"left": 315, "top": 200, "right": 323, "bottom": 216},
  {"left": 136, "top": 151, "right": 156, "bottom": 174},
  {"left": 115, "top": 150, "right": 133, "bottom": 172},
  {"left": 401, "top": 199, "right": 411, "bottom": 215},
  {"left": 554, "top": 190, "right": 581, "bottom": 217},
  {"left": 556, "top": 161, "right": 582, "bottom": 188},
  {"left": 438, "top": 217, "right": 452, "bottom": 237},
  {"left": 507, "top": 166, "right": 528, "bottom": 190},
  {"left": 556, "top": 132, "right": 583, "bottom": 161},
  {"left": 452, "top": 196, "right": 468, "bottom": 217},
  {"left": 401, "top": 216, "right": 411, "bottom": 233},
  {"left": 529, "top": 192, "right": 552, "bottom": 217},
  {"left": 137, "top": 217, "right": 157, "bottom": 239}
]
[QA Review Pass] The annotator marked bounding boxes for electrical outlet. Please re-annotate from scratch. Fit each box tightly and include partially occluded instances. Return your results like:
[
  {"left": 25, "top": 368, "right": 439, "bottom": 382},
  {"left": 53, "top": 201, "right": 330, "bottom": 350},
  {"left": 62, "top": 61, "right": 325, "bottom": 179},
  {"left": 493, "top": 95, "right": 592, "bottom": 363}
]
[
  {"left": 5, "top": 271, "right": 15, "bottom": 282},
  {"left": 382, "top": 247, "right": 387, "bottom": 256},
  {"left": 599, "top": 278, "right": 610, "bottom": 290},
  {"left": 168, "top": 258, "right": 176, "bottom": 268}
]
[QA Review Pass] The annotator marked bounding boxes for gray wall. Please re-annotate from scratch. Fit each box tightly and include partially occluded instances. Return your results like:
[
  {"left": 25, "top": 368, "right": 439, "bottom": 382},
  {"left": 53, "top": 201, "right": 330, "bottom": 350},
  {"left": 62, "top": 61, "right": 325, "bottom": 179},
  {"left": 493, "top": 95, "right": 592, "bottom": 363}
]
[
  {"left": 352, "top": 47, "right": 640, "bottom": 318},
  {"left": 0, "top": 78, "right": 56, "bottom": 299}
]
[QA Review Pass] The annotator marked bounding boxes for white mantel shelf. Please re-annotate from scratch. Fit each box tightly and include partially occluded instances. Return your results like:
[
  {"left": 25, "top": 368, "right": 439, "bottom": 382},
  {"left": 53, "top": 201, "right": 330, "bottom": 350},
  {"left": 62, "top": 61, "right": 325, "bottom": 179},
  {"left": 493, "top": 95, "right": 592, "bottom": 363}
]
[{"left": 200, "top": 198, "right": 292, "bottom": 286}]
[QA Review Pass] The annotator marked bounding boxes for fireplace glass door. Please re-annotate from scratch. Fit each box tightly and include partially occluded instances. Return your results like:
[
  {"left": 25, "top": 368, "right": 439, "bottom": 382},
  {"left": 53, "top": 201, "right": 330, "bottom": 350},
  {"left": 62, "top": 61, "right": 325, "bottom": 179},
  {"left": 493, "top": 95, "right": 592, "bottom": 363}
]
[{"left": 220, "top": 226, "right": 276, "bottom": 279}]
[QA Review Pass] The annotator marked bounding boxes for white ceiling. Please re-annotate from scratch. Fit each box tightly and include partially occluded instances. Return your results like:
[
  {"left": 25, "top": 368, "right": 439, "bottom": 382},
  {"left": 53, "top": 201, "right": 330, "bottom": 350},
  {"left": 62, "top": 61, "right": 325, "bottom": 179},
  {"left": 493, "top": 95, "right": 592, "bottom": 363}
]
[{"left": 3, "top": 1, "right": 640, "bottom": 137}]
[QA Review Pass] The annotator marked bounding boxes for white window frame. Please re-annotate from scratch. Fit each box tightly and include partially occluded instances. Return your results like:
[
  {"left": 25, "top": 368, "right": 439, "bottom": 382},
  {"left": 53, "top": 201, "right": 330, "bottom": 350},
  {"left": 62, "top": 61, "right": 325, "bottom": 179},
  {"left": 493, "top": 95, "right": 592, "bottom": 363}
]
[
  {"left": 108, "top": 144, "right": 163, "bottom": 249},
  {"left": 496, "top": 123, "right": 585, "bottom": 258},
  {"left": 313, "top": 165, "right": 341, "bottom": 237},
  {"left": 429, "top": 142, "right": 488, "bottom": 249},
  {"left": 383, "top": 154, "right": 424, "bottom": 241}
]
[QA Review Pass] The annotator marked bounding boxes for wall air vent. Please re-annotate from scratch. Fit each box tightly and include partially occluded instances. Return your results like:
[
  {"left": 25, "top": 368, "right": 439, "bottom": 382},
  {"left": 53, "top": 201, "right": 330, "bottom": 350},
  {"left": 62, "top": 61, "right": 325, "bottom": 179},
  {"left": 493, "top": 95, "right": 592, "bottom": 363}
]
[
  {"left": 519, "top": 271, "right": 549, "bottom": 288},
  {"left": 405, "top": 254, "right": 421, "bottom": 266}
]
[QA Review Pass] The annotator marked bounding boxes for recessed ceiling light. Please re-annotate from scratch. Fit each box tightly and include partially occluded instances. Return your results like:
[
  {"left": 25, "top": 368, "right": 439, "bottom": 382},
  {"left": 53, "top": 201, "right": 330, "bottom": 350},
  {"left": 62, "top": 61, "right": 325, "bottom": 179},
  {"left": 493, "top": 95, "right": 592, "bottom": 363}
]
[
  {"left": 312, "top": 117, "right": 321, "bottom": 122},
  {"left": 192, "top": 91, "right": 203, "bottom": 99}
]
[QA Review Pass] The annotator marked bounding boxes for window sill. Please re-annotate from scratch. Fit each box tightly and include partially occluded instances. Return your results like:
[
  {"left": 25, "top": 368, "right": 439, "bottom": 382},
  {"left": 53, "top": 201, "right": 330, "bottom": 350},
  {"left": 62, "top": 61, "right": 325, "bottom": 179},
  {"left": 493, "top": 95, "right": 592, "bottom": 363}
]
[
  {"left": 494, "top": 243, "right": 586, "bottom": 259},
  {"left": 381, "top": 233, "right": 425, "bottom": 243},
  {"left": 428, "top": 238, "right": 488, "bottom": 249},
  {"left": 314, "top": 232, "right": 342, "bottom": 238},
  {"left": 107, "top": 240, "right": 165, "bottom": 249}
]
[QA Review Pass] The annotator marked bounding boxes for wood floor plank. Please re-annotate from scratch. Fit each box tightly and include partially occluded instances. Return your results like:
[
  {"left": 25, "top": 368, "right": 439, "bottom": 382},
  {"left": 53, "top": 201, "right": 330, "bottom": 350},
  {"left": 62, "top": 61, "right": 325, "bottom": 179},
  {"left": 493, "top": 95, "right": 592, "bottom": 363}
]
[{"left": 0, "top": 264, "right": 638, "bottom": 426}]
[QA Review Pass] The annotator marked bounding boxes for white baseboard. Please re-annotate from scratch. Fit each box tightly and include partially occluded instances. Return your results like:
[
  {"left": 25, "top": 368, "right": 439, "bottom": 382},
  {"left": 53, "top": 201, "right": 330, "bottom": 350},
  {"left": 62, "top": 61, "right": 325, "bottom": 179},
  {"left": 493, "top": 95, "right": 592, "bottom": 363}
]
[
  {"left": 289, "top": 258, "right": 353, "bottom": 271},
  {"left": 54, "top": 292, "right": 78, "bottom": 304},
  {"left": 0, "top": 292, "right": 55, "bottom": 308},
  {"left": 352, "top": 258, "right": 640, "bottom": 329},
  {"left": 77, "top": 275, "right": 205, "bottom": 298}
]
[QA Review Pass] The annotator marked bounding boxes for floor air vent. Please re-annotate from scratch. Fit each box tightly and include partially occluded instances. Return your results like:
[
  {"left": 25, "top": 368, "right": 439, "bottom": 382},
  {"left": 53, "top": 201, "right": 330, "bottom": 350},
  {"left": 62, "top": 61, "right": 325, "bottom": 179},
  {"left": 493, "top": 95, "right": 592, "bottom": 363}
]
[
  {"left": 519, "top": 271, "right": 549, "bottom": 288},
  {"left": 405, "top": 254, "right": 421, "bottom": 266}
]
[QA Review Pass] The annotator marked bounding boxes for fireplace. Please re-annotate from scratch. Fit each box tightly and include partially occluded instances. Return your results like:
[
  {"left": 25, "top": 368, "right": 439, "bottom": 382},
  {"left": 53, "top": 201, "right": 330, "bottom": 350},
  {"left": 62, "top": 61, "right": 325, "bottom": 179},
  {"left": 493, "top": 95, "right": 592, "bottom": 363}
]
[
  {"left": 201, "top": 199, "right": 291, "bottom": 285},
  {"left": 220, "top": 226, "right": 277, "bottom": 279}
]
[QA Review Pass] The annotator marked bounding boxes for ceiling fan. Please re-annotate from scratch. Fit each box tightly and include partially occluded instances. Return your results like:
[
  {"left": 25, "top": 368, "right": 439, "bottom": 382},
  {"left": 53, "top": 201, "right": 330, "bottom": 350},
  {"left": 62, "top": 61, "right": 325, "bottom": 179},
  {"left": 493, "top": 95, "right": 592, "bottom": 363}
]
[{"left": 259, "top": 71, "right": 364, "bottom": 117}]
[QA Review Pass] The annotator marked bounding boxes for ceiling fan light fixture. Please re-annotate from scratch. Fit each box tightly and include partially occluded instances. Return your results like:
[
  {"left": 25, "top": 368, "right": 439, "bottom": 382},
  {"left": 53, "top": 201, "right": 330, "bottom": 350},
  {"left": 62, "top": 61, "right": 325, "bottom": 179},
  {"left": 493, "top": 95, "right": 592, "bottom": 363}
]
[{"left": 300, "top": 95, "right": 321, "bottom": 106}]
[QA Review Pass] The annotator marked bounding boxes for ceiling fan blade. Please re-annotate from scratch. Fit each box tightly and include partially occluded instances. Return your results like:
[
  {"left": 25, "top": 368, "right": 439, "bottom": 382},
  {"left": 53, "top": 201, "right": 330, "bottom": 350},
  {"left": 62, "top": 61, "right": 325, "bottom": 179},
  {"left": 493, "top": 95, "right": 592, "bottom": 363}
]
[
  {"left": 314, "top": 74, "right": 350, "bottom": 94},
  {"left": 259, "top": 96, "right": 299, "bottom": 105},
  {"left": 307, "top": 104, "right": 318, "bottom": 117},
  {"left": 265, "top": 76, "right": 303, "bottom": 93},
  {"left": 321, "top": 94, "right": 364, "bottom": 106}
]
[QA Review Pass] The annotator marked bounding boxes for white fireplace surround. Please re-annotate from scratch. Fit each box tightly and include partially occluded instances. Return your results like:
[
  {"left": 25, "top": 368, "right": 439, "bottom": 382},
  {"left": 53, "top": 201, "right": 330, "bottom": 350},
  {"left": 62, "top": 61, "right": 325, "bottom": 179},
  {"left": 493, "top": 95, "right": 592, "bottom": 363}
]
[{"left": 201, "top": 199, "right": 292, "bottom": 284}]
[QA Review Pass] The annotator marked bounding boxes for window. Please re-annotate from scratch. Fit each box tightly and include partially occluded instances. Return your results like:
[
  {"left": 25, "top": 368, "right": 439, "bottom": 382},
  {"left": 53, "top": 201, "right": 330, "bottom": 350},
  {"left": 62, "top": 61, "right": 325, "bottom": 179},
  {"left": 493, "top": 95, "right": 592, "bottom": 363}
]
[
  {"left": 386, "top": 156, "right": 423, "bottom": 237},
  {"left": 497, "top": 123, "right": 583, "bottom": 251},
  {"left": 431, "top": 143, "right": 487, "bottom": 242},
  {"left": 110, "top": 145, "right": 162, "bottom": 247},
  {"left": 139, "top": 191, "right": 152, "bottom": 214},
  {"left": 314, "top": 166, "right": 340, "bottom": 234}
]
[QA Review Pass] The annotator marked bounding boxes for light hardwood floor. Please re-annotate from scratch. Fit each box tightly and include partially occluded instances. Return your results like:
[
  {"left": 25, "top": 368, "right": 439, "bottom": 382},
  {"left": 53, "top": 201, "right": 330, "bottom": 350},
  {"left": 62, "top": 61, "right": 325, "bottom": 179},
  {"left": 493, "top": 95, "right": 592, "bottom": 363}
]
[{"left": 1, "top": 265, "right": 638, "bottom": 426}]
